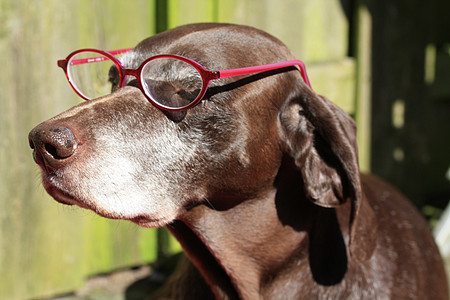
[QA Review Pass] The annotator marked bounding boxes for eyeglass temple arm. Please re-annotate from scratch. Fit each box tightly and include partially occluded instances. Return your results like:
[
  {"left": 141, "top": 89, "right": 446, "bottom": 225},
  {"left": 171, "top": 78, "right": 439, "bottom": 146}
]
[
  {"left": 217, "top": 60, "right": 312, "bottom": 88},
  {"left": 108, "top": 48, "right": 134, "bottom": 56},
  {"left": 57, "top": 48, "right": 312, "bottom": 89},
  {"left": 57, "top": 48, "right": 134, "bottom": 68}
]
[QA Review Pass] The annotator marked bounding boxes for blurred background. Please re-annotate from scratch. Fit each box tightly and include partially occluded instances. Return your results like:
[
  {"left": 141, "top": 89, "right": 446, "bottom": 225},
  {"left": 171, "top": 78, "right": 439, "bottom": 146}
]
[{"left": 0, "top": 0, "right": 449, "bottom": 299}]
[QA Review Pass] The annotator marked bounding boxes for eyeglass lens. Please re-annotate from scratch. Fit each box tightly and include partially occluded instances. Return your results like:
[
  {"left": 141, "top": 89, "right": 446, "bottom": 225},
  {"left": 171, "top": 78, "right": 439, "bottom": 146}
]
[
  {"left": 141, "top": 57, "right": 203, "bottom": 109},
  {"left": 68, "top": 52, "right": 119, "bottom": 100},
  {"left": 67, "top": 51, "right": 204, "bottom": 109}
]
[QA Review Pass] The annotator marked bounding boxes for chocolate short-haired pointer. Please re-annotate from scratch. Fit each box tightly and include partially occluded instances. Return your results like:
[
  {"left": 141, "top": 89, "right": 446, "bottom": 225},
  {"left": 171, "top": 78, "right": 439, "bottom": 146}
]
[{"left": 29, "top": 23, "right": 448, "bottom": 299}]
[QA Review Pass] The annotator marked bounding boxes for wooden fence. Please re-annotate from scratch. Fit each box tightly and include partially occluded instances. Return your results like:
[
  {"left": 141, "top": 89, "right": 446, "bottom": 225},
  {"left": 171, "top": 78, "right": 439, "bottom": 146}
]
[{"left": 2, "top": 0, "right": 447, "bottom": 299}]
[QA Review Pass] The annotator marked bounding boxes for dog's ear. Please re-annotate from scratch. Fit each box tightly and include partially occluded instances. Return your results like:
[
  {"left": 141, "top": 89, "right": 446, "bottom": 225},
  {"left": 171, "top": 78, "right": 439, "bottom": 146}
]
[{"left": 278, "top": 86, "right": 377, "bottom": 261}]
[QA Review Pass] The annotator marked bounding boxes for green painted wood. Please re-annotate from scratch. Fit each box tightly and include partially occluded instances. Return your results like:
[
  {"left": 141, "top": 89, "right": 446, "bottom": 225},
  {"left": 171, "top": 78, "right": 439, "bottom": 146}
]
[
  {"left": 167, "top": 0, "right": 218, "bottom": 28},
  {"left": 308, "top": 58, "right": 356, "bottom": 113},
  {"left": 216, "top": 0, "right": 349, "bottom": 63},
  {"left": 0, "top": 1, "right": 158, "bottom": 299},
  {"left": 77, "top": 0, "right": 156, "bottom": 49},
  {"left": 354, "top": 1, "right": 372, "bottom": 172},
  {"left": 165, "top": 0, "right": 349, "bottom": 63}
]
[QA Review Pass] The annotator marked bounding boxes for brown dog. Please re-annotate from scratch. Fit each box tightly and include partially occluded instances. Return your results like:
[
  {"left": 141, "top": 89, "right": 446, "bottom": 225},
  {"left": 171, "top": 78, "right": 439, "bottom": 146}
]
[{"left": 29, "top": 23, "right": 448, "bottom": 299}]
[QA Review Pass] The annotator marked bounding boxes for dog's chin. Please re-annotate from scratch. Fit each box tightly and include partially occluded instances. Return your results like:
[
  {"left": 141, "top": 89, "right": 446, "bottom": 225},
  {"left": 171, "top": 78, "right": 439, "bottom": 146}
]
[
  {"left": 42, "top": 178, "right": 174, "bottom": 228},
  {"left": 130, "top": 216, "right": 173, "bottom": 228},
  {"left": 43, "top": 180, "right": 79, "bottom": 207}
]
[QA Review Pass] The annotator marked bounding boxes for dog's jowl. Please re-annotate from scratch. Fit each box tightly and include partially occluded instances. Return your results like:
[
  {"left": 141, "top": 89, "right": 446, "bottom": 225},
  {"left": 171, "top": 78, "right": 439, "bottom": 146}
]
[{"left": 29, "top": 23, "right": 448, "bottom": 300}]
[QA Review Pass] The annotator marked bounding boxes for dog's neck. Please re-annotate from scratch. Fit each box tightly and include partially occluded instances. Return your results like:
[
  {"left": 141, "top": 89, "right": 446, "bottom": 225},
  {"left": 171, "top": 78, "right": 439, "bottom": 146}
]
[{"left": 170, "top": 166, "right": 323, "bottom": 299}]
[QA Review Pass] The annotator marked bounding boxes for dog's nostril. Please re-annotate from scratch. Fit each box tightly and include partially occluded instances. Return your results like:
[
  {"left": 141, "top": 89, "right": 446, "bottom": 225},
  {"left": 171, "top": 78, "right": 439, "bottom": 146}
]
[
  {"left": 29, "top": 126, "right": 78, "bottom": 167},
  {"left": 45, "top": 143, "right": 60, "bottom": 159},
  {"left": 43, "top": 141, "right": 76, "bottom": 160},
  {"left": 43, "top": 129, "right": 77, "bottom": 160},
  {"left": 29, "top": 138, "right": 35, "bottom": 150}
]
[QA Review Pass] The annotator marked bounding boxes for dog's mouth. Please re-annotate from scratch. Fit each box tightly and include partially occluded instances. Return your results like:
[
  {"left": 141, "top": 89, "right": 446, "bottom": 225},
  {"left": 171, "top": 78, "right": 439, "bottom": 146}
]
[
  {"left": 45, "top": 183, "right": 79, "bottom": 207},
  {"left": 42, "top": 176, "right": 171, "bottom": 228},
  {"left": 129, "top": 216, "right": 168, "bottom": 228}
]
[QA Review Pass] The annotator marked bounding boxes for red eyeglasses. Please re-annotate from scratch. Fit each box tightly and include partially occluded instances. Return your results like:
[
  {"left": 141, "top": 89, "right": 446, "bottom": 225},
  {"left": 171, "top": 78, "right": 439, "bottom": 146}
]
[{"left": 57, "top": 48, "right": 312, "bottom": 111}]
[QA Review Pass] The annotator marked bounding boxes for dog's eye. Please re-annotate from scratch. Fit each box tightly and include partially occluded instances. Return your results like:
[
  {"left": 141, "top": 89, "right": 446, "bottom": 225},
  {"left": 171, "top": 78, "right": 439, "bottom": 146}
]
[
  {"left": 177, "top": 89, "right": 201, "bottom": 101},
  {"left": 140, "top": 57, "right": 204, "bottom": 109},
  {"left": 143, "top": 79, "right": 197, "bottom": 109}
]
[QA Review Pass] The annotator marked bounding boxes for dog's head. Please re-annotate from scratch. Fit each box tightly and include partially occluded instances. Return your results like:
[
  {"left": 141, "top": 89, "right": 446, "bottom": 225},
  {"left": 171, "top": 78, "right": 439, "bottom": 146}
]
[{"left": 29, "top": 23, "right": 375, "bottom": 260}]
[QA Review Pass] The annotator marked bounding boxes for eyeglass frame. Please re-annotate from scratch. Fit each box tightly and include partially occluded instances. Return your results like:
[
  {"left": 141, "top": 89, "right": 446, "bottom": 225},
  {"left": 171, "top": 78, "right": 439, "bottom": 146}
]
[{"left": 57, "top": 48, "right": 312, "bottom": 112}]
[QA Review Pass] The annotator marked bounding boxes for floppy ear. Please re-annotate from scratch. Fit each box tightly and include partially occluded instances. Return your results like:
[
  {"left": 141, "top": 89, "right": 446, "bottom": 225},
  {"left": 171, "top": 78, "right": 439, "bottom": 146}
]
[{"left": 278, "top": 86, "right": 377, "bottom": 261}]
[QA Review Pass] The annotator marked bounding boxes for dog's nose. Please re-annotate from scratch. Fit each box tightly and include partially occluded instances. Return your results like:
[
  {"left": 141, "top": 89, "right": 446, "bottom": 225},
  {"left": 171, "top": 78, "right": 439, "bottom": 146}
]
[{"left": 28, "top": 125, "right": 78, "bottom": 169}]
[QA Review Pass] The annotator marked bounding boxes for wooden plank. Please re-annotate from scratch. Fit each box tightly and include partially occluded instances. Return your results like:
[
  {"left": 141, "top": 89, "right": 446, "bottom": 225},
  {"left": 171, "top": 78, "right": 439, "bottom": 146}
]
[
  {"left": 308, "top": 58, "right": 356, "bottom": 114},
  {"left": 167, "top": 0, "right": 218, "bottom": 28},
  {"left": 354, "top": 1, "right": 372, "bottom": 172},
  {"left": 217, "top": 0, "right": 349, "bottom": 62},
  {"left": 77, "top": 0, "right": 155, "bottom": 49},
  {"left": 429, "top": 45, "right": 450, "bottom": 99}
]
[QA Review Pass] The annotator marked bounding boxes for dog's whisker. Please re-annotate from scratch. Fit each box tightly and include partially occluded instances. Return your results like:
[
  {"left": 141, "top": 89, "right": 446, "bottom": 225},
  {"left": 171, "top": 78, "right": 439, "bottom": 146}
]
[{"left": 202, "top": 197, "right": 216, "bottom": 211}]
